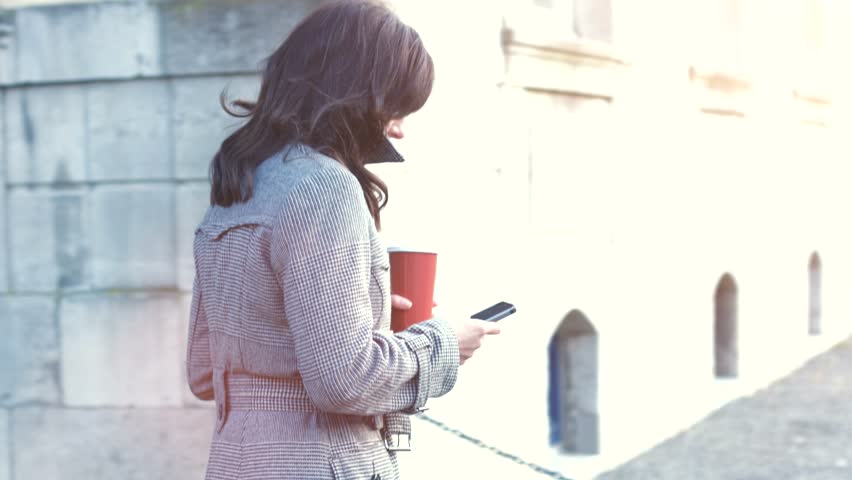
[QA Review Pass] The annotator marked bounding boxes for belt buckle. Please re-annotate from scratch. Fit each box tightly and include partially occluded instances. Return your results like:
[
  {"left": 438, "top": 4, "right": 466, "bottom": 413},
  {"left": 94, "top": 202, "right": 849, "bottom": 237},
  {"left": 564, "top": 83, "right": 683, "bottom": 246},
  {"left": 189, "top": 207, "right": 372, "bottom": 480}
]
[{"left": 385, "top": 433, "right": 412, "bottom": 452}]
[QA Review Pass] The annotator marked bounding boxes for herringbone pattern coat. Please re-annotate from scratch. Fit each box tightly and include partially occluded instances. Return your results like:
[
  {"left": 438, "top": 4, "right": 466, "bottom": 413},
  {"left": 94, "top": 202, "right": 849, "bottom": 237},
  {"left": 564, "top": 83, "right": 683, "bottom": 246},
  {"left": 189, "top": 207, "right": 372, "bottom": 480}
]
[{"left": 186, "top": 144, "right": 460, "bottom": 479}]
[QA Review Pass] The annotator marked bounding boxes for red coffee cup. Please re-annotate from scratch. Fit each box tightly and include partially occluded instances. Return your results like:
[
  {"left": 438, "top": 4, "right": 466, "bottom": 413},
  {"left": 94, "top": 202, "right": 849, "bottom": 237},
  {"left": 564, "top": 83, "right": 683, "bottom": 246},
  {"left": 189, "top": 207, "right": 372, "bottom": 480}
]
[{"left": 388, "top": 247, "right": 437, "bottom": 332}]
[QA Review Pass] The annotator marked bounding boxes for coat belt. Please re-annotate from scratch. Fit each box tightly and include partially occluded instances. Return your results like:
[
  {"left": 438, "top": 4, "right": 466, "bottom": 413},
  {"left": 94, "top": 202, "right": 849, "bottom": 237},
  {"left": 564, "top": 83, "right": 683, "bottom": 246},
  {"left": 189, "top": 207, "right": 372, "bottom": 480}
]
[{"left": 216, "top": 371, "right": 411, "bottom": 447}]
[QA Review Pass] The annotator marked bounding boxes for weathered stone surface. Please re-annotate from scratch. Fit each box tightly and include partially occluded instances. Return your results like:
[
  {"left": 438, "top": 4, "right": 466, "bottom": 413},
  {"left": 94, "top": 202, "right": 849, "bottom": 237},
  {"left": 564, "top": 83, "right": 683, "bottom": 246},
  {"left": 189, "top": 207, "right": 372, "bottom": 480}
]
[
  {"left": 14, "top": 406, "right": 214, "bottom": 480},
  {"left": 60, "top": 292, "right": 182, "bottom": 406},
  {"left": 0, "top": 410, "right": 8, "bottom": 480},
  {"left": 559, "top": 334, "right": 599, "bottom": 454},
  {"left": 176, "top": 183, "right": 209, "bottom": 291},
  {"left": 5, "top": 86, "right": 87, "bottom": 184},
  {"left": 87, "top": 80, "right": 171, "bottom": 181},
  {"left": 172, "top": 75, "right": 259, "bottom": 179},
  {"left": 90, "top": 185, "right": 176, "bottom": 289},
  {"left": 8, "top": 188, "right": 90, "bottom": 292},
  {"left": 160, "top": 0, "right": 319, "bottom": 76},
  {"left": 0, "top": 91, "right": 7, "bottom": 293},
  {"left": 179, "top": 293, "right": 210, "bottom": 407},
  {"left": 0, "top": 296, "right": 61, "bottom": 406},
  {"left": 0, "top": 10, "right": 15, "bottom": 86},
  {"left": 15, "top": 3, "right": 160, "bottom": 83}
]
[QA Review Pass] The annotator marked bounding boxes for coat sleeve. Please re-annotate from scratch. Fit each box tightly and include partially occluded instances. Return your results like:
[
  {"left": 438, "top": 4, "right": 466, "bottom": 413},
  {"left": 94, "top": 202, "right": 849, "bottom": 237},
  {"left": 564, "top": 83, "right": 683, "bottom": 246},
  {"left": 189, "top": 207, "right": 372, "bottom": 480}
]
[
  {"left": 186, "top": 271, "right": 214, "bottom": 401},
  {"left": 271, "top": 166, "right": 459, "bottom": 416}
]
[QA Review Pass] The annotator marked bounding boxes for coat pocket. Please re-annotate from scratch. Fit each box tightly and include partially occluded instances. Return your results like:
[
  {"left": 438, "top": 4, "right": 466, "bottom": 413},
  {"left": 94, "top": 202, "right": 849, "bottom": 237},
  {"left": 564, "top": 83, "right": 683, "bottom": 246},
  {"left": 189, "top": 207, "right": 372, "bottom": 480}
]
[
  {"left": 212, "top": 367, "right": 228, "bottom": 433},
  {"left": 330, "top": 440, "right": 398, "bottom": 480},
  {"left": 369, "top": 256, "right": 391, "bottom": 326}
]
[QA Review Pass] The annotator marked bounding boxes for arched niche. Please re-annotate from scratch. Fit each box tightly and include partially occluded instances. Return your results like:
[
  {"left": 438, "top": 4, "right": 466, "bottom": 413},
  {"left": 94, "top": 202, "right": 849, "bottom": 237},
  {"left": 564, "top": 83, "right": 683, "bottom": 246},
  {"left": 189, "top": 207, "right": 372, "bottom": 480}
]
[
  {"left": 548, "top": 309, "right": 599, "bottom": 454},
  {"left": 809, "top": 251, "right": 822, "bottom": 335},
  {"left": 714, "top": 273, "right": 738, "bottom": 378}
]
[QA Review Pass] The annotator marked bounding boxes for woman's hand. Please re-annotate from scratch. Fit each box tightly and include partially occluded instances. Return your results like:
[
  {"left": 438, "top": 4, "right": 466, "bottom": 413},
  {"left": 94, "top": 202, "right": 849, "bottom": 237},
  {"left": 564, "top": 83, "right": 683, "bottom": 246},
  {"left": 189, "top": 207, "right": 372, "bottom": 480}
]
[
  {"left": 451, "top": 319, "right": 500, "bottom": 365},
  {"left": 391, "top": 294, "right": 414, "bottom": 310},
  {"left": 392, "top": 294, "right": 500, "bottom": 365},
  {"left": 391, "top": 294, "right": 437, "bottom": 310}
]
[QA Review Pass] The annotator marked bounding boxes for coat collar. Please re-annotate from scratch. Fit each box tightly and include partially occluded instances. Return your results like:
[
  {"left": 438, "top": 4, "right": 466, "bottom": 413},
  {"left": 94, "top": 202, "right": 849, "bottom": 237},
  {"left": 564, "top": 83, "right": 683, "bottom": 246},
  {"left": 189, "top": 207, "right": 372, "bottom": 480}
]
[
  {"left": 364, "top": 136, "right": 405, "bottom": 164},
  {"left": 282, "top": 137, "right": 405, "bottom": 166}
]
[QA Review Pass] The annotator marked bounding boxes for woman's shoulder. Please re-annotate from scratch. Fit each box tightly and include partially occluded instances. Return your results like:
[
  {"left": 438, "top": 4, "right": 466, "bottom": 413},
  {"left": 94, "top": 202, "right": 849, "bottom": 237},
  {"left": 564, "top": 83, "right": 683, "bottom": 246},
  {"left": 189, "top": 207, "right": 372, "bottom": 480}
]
[
  {"left": 251, "top": 146, "right": 370, "bottom": 239},
  {"left": 256, "top": 144, "right": 362, "bottom": 205},
  {"left": 264, "top": 146, "right": 372, "bottom": 250},
  {"left": 199, "top": 145, "right": 359, "bottom": 230}
]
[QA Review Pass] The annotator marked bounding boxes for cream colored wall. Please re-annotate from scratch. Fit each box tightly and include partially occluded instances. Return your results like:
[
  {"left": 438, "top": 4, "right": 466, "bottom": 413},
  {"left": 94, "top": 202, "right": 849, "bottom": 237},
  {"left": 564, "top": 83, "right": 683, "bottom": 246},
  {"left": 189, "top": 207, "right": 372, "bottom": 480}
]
[{"left": 386, "top": 0, "right": 852, "bottom": 477}]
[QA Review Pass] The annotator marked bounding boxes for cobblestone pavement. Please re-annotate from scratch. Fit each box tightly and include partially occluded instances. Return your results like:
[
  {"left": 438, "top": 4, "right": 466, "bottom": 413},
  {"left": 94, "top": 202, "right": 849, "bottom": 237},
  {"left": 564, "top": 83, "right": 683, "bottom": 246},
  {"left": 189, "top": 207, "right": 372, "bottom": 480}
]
[{"left": 596, "top": 336, "right": 852, "bottom": 480}]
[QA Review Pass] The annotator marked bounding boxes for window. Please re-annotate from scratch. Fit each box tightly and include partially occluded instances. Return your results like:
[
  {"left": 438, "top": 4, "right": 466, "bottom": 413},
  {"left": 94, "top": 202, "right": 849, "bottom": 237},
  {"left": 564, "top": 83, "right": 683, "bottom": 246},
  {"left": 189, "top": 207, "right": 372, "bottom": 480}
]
[{"left": 508, "top": 0, "right": 612, "bottom": 44}]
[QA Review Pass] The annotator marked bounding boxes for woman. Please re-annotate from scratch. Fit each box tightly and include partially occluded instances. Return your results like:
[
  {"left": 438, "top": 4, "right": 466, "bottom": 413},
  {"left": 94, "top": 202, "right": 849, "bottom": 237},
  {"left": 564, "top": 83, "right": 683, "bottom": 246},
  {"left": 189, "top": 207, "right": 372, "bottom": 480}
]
[{"left": 185, "top": 1, "right": 500, "bottom": 478}]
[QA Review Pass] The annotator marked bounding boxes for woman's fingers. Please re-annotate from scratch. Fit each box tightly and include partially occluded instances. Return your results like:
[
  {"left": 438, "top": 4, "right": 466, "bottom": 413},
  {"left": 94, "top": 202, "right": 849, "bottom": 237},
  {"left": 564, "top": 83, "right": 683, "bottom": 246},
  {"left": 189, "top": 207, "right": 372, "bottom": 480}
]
[
  {"left": 473, "top": 319, "right": 501, "bottom": 336},
  {"left": 483, "top": 323, "right": 501, "bottom": 335},
  {"left": 452, "top": 318, "right": 502, "bottom": 365},
  {"left": 391, "top": 296, "right": 439, "bottom": 310},
  {"left": 391, "top": 294, "right": 413, "bottom": 310}
]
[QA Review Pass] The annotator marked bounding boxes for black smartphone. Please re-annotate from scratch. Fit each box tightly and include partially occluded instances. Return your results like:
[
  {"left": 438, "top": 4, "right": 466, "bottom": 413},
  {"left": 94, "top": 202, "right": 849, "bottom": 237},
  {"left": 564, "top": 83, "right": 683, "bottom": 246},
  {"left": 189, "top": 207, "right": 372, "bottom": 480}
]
[{"left": 471, "top": 302, "right": 516, "bottom": 322}]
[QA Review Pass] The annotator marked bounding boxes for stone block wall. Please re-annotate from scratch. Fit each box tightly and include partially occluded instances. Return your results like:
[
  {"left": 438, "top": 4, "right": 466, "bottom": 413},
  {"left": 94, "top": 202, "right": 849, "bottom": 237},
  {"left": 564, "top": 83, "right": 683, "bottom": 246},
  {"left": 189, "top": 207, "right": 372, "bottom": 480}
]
[{"left": 0, "top": 1, "right": 321, "bottom": 478}]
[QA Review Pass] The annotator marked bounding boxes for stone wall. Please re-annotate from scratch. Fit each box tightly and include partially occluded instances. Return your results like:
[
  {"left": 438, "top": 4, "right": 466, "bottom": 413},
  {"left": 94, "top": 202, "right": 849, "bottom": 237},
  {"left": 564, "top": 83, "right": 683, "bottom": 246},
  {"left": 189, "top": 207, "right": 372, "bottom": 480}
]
[{"left": 0, "top": 1, "right": 321, "bottom": 478}]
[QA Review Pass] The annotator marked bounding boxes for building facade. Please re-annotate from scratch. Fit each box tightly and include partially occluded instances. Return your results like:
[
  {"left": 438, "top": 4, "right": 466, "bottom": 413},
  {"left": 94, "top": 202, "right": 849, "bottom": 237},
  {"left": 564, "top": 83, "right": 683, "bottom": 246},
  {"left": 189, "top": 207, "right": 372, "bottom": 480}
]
[{"left": 1, "top": 0, "right": 851, "bottom": 478}]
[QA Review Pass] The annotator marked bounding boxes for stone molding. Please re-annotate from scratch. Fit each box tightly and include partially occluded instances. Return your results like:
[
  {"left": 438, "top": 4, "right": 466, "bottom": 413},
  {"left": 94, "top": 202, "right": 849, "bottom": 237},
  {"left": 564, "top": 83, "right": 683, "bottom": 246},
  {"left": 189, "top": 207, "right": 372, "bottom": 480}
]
[
  {"left": 501, "top": 16, "right": 627, "bottom": 99},
  {"left": 688, "top": 63, "right": 752, "bottom": 117},
  {"left": 793, "top": 88, "right": 832, "bottom": 127},
  {"left": 792, "top": 66, "right": 834, "bottom": 126}
]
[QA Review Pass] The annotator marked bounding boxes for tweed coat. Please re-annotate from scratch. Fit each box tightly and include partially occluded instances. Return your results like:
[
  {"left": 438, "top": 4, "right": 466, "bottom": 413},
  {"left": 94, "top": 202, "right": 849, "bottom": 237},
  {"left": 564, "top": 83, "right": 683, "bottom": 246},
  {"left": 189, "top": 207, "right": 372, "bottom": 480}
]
[{"left": 186, "top": 143, "right": 460, "bottom": 479}]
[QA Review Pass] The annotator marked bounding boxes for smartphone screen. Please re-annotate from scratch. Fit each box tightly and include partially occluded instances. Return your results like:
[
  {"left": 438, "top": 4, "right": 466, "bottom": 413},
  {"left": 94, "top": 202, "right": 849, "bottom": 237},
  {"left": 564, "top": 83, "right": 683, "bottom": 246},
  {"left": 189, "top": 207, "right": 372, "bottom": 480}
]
[{"left": 471, "top": 302, "right": 516, "bottom": 322}]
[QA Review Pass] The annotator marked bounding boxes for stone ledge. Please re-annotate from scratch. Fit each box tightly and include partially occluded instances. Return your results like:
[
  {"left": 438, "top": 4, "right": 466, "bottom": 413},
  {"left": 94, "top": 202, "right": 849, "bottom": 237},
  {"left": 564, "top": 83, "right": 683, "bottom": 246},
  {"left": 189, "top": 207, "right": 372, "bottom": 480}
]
[
  {"left": 502, "top": 34, "right": 627, "bottom": 98},
  {"left": 793, "top": 89, "right": 831, "bottom": 106},
  {"left": 502, "top": 30, "right": 625, "bottom": 66},
  {"left": 689, "top": 64, "right": 752, "bottom": 117},
  {"left": 793, "top": 71, "right": 833, "bottom": 117},
  {"left": 793, "top": 90, "right": 832, "bottom": 127},
  {"left": 500, "top": 3, "right": 627, "bottom": 99},
  {"left": 689, "top": 65, "right": 751, "bottom": 94}
]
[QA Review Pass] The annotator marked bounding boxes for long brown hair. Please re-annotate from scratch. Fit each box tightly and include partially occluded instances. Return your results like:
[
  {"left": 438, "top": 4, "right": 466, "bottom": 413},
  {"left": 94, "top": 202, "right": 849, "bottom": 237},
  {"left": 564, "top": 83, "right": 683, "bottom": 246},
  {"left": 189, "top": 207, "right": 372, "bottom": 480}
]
[{"left": 210, "top": 0, "right": 434, "bottom": 228}]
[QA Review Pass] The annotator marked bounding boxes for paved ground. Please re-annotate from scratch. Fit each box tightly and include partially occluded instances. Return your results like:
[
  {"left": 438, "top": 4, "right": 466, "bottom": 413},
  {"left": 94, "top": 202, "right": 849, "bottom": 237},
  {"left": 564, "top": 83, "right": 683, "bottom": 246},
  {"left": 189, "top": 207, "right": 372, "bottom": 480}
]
[
  {"left": 595, "top": 335, "right": 852, "bottom": 480},
  {"left": 398, "top": 414, "right": 562, "bottom": 480}
]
